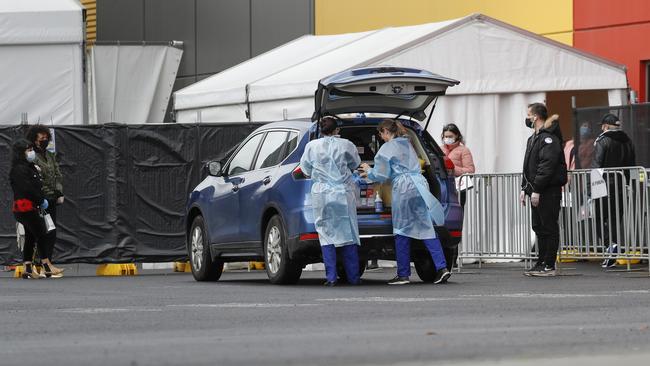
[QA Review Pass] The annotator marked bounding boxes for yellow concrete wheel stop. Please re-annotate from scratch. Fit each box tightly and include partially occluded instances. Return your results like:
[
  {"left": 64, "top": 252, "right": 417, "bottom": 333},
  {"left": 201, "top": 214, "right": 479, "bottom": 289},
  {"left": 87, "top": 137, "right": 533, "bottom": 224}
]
[
  {"left": 96, "top": 264, "right": 138, "bottom": 276},
  {"left": 173, "top": 262, "right": 192, "bottom": 272}
]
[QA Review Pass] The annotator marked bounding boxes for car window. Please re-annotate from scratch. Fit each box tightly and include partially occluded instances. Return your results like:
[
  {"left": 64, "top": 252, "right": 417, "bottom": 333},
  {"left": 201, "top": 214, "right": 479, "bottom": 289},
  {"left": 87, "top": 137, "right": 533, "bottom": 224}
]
[
  {"left": 254, "top": 131, "right": 288, "bottom": 169},
  {"left": 285, "top": 132, "right": 298, "bottom": 157},
  {"left": 227, "top": 133, "right": 264, "bottom": 176}
]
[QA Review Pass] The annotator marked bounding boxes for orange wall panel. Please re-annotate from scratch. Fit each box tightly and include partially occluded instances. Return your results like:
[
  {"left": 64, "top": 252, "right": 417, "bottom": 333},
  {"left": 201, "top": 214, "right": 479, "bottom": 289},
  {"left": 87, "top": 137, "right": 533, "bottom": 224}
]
[
  {"left": 574, "top": 22, "right": 650, "bottom": 101},
  {"left": 574, "top": 0, "right": 650, "bottom": 30}
]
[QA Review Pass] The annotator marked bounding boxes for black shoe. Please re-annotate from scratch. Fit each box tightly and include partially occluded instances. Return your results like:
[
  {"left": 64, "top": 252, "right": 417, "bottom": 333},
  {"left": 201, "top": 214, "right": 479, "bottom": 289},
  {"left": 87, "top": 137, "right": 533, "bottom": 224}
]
[
  {"left": 524, "top": 263, "right": 545, "bottom": 276},
  {"left": 21, "top": 264, "right": 39, "bottom": 280},
  {"left": 323, "top": 280, "right": 337, "bottom": 287},
  {"left": 387, "top": 276, "right": 410, "bottom": 285},
  {"left": 531, "top": 265, "right": 556, "bottom": 277},
  {"left": 433, "top": 269, "right": 451, "bottom": 284},
  {"left": 601, "top": 258, "right": 617, "bottom": 268}
]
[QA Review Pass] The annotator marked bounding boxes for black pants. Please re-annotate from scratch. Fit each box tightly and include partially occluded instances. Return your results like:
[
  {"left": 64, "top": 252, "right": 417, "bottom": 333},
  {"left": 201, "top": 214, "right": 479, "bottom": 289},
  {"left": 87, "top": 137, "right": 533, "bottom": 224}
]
[
  {"left": 15, "top": 211, "right": 55, "bottom": 262},
  {"left": 531, "top": 189, "right": 561, "bottom": 267},
  {"left": 44, "top": 198, "right": 58, "bottom": 256},
  {"left": 595, "top": 190, "right": 624, "bottom": 248}
]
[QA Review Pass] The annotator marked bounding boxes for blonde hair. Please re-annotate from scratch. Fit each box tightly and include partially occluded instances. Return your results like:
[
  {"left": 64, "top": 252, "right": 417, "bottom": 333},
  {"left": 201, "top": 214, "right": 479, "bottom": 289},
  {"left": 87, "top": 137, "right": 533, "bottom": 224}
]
[{"left": 377, "top": 119, "right": 408, "bottom": 137}]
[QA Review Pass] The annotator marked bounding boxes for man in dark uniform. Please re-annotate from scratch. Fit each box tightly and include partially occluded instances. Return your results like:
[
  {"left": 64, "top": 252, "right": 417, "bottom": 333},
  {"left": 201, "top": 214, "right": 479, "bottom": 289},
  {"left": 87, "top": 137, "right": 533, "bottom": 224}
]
[
  {"left": 591, "top": 113, "right": 636, "bottom": 268},
  {"left": 520, "top": 103, "right": 568, "bottom": 277}
]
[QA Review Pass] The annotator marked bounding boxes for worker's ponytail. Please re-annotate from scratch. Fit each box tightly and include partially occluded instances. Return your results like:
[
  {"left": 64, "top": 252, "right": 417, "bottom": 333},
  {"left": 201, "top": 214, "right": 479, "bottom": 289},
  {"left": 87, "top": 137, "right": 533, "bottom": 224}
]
[{"left": 378, "top": 119, "right": 408, "bottom": 138}]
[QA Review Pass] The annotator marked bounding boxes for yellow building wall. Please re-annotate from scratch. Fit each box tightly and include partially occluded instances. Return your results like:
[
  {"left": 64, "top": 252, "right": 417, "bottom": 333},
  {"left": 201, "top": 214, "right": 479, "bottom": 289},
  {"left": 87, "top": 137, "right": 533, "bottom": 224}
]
[{"left": 315, "top": 0, "right": 573, "bottom": 46}]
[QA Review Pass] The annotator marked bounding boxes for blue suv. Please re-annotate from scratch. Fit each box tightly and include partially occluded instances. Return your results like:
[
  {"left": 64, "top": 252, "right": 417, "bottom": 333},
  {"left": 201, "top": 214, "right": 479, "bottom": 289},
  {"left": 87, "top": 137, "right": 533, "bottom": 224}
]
[{"left": 186, "top": 67, "right": 463, "bottom": 284}]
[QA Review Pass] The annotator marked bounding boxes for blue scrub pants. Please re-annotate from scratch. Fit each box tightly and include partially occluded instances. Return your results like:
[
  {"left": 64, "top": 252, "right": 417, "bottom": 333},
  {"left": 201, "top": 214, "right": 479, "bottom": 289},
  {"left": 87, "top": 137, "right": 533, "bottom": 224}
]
[
  {"left": 321, "top": 244, "right": 360, "bottom": 284},
  {"left": 395, "top": 234, "right": 447, "bottom": 278}
]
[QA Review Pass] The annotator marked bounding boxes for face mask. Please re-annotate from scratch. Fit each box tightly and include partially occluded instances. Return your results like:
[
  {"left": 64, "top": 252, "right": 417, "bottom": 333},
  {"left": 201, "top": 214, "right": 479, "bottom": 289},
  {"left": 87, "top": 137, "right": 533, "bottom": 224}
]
[
  {"left": 38, "top": 140, "right": 49, "bottom": 150},
  {"left": 579, "top": 126, "right": 590, "bottom": 137},
  {"left": 26, "top": 150, "right": 36, "bottom": 162},
  {"left": 443, "top": 137, "right": 456, "bottom": 145},
  {"left": 525, "top": 118, "right": 534, "bottom": 129}
]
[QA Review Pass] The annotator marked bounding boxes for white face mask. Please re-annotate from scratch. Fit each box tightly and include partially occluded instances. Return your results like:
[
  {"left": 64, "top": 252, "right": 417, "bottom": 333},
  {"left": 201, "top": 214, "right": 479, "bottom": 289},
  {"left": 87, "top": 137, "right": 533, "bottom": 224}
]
[
  {"left": 26, "top": 150, "right": 36, "bottom": 162},
  {"left": 443, "top": 137, "right": 456, "bottom": 145}
]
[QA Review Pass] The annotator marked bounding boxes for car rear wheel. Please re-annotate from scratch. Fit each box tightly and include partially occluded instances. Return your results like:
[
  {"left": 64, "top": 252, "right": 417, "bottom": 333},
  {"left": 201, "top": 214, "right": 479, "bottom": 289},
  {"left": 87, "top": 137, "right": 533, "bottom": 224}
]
[
  {"left": 264, "top": 215, "right": 302, "bottom": 284},
  {"left": 414, "top": 255, "right": 437, "bottom": 283},
  {"left": 189, "top": 216, "right": 223, "bottom": 281}
]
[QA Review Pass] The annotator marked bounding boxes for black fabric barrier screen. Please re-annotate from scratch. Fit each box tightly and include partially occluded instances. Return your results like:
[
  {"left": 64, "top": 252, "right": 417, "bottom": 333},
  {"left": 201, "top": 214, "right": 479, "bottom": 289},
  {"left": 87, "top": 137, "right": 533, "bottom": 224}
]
[
  {"left": 572, "top": 103, "right": 650, "bottom": 169},
  {"left": 0, "top": 123, "right": 262, "bottom": 265}
]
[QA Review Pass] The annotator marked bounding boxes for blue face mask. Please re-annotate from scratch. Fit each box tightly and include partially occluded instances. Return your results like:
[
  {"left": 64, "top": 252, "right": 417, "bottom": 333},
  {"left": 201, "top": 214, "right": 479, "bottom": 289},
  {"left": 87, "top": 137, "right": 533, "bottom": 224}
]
[{"left": 579, "top": 126, "right": 590, "bottom": 138}]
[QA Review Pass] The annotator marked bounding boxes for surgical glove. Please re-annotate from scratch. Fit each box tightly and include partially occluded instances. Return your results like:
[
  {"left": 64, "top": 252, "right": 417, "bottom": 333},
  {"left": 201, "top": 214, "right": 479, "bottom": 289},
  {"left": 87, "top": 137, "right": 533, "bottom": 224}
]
[
  {"left": 41, "top": 199, "right": 49, "bottom": 210},
  {"left": 519, "top": 190, "right": 526, "bottom": 206},
  {"left": 531, "top": 192, "right": 540, "bottom": 207}
]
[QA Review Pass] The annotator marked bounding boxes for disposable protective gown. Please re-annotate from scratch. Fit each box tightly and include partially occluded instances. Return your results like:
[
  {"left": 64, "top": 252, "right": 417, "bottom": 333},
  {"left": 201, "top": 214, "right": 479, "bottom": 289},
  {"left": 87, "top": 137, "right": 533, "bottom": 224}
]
[
  {"left": 367, "top": 137, "right": 444, "bottom": 240},
  {"left": 300, "top": 136, "right": 362, "bottom": 247}
]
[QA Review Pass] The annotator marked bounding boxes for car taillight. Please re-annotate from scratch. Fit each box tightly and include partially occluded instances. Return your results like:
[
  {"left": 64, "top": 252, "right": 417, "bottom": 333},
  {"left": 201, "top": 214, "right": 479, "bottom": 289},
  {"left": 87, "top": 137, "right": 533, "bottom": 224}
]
[
  {"left": 299, "top": 233, "right": 319, "bottom": 241},
  {"left": 292, "top": 165, "right": 309, "bottom": 180},
  {"left": 443, "top": 156, "right": 455, "bottom": 176}
]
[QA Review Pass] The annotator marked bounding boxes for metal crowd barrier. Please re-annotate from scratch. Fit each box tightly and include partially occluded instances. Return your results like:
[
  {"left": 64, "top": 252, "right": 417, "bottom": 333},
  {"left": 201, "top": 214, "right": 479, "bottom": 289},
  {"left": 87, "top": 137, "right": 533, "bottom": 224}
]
[{"left": 457, "top": 167, "right": 649, "bottom": 272}]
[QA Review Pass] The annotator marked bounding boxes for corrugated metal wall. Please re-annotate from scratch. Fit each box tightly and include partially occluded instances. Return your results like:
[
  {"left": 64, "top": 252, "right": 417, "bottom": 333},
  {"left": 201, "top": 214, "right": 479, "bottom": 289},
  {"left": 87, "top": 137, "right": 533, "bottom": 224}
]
[{"left": 81, "top": 0, "right": 96, "bottom": 42}]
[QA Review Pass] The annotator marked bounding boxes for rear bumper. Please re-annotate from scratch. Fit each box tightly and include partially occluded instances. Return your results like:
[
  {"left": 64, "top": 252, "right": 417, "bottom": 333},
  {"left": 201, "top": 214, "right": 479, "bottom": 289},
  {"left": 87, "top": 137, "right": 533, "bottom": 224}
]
[{"left": 287, "top": 225, "right": 461, "bottom": 264}]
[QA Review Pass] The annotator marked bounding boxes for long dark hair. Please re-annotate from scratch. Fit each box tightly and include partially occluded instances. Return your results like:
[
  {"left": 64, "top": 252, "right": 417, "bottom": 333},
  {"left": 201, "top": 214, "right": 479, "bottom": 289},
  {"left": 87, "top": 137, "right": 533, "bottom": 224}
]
[
  {"left": 441, "top": 123, "right": 464, "bottom": 144},
  {"left": 377, "top": 119, "right": 408, "bottom": 137},
  {"left": 11, "top": 138, "right": 32, "bottom": 166}
]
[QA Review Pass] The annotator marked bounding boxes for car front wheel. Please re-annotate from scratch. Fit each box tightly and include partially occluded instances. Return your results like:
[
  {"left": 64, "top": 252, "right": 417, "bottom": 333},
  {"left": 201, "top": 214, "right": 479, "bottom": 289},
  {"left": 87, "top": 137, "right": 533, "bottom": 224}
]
[
  {"left": 264, "top": 215, "right": 302, "bottom": 284},
  {"left": 189, "top": 215, "right": 223, "bottom": 281}
]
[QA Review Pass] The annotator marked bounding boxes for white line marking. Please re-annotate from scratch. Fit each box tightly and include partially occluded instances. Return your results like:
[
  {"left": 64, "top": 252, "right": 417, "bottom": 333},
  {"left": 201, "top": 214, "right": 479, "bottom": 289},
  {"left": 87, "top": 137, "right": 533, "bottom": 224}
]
[
  {"left": 317, "top": 297, "right": 460, "bottom": 303},
  {"left": 167, "top": 303, "right": 320, "bottom": 308},
  {"left": 58, "top": 307, "right": 163, "bottom": 314}
]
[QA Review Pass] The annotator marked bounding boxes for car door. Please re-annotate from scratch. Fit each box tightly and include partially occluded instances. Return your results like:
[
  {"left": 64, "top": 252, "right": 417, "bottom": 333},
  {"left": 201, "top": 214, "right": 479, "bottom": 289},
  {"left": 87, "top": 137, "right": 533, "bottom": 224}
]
[
  {"left": 206, "top": 132, "right": 264, "bottom": 245},
  {"left": 237, "top": 130, "right": 297, "bottom": 243}
]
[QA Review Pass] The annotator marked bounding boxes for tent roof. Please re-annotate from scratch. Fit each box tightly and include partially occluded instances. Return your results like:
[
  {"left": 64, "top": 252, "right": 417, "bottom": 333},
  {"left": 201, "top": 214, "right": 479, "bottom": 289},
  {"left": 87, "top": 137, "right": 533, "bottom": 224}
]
[
  {"left": 0, "top": 0, "right": 83, "bottom": 44},
  {"left": 174, "top": 13, "right": 627, "bottom": 112}
]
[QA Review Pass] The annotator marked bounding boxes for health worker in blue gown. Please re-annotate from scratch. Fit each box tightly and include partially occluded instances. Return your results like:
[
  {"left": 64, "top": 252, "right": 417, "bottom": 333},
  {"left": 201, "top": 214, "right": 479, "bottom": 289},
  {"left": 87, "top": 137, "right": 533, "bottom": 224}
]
[
  {"left": 360, "top": 119, "right": 451, "bottom": 285},
  {"left": 299, "top": 117, "right": 362, "bottom": 286}
]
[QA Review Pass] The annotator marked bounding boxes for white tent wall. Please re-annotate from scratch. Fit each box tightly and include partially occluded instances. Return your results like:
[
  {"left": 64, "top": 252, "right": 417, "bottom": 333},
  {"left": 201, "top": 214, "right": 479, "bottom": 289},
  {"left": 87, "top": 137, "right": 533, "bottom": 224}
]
[
  {"left": 0, "top": 44, "right": 83, "bottom": 125},
  {"left": 0, "top": 0, "right": 84, "bottom": 125},
  {"left": 88, "top": 44, "right": 183, "bottom": 124}
]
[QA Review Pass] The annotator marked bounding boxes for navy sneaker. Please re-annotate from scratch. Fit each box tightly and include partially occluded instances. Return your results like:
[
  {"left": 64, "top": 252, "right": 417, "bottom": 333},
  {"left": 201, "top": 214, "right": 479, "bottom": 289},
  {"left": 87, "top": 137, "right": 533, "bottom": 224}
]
[
  {"left": 387, "top": 276, "right": 410, "bottom": 285},
  {"left": 433, "top": 269, "right": 451, "bottom": 284}
]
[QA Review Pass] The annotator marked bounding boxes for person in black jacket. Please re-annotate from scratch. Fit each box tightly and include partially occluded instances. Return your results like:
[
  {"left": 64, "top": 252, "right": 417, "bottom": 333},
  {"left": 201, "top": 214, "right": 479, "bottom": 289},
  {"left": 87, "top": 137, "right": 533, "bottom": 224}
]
[
  {"left": 520, "top": 103, "right": 567, "bottom": 277},
  {"left": 9, "top": 139, "right": 62, "bottom": 279},
  {"left": 591, "top": 113, "right": 636, "bottom": 268}
]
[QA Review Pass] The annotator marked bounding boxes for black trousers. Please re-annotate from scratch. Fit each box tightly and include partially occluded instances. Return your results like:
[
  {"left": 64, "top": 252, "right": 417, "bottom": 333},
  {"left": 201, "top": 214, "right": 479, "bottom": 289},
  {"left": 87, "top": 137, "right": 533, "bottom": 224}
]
[
  {"left": 44, "top": 198, "right": 58, "bottom": 257},
  {"left": 15, "top": 211, "right": 55, "bottom": 262},
  {"left": 595, "top": 190, "right": 624, "bottom": 248},
  {"left": 531, "top": 189, "right": 561, "bottom": 267}
]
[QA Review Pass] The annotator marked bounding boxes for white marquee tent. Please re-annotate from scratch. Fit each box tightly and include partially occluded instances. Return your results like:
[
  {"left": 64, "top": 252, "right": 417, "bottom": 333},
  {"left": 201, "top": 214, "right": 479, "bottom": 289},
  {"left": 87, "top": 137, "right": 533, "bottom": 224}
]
[
  {"left": 0, "top": 0, "right": 84, "bottom": 125},
  {"left": 174, "top": 13, "right": 628, "bottom": 173}
]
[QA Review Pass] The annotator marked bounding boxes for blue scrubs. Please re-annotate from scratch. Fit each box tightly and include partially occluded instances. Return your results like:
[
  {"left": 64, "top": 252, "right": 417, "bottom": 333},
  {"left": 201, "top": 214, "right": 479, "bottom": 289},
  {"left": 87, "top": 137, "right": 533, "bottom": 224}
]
[{"left": 366, "top": 137, "right": 447, "bottom": 276}]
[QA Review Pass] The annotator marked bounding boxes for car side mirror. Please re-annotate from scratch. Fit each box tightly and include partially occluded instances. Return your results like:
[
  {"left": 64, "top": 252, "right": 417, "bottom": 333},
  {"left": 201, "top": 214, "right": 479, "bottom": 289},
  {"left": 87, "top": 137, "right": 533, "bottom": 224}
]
[{"left": 208, "top": 161, "right": 223, "bottom": 177}]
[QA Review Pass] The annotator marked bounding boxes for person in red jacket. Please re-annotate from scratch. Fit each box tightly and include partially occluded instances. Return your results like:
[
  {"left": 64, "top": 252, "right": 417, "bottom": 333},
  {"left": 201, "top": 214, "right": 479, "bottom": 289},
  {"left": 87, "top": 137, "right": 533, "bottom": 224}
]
[
  {"left": 9, "top": 139, "right": 62, "bottom": 279},
  {"left": 441, "top": 123, "right": 475, "bottom": 206}
]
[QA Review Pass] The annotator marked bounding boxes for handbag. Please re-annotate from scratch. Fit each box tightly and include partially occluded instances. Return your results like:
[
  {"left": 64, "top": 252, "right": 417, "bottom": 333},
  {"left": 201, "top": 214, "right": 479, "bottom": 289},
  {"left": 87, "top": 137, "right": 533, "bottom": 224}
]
[{"left": 42, "top": 211, "right": 56, "bottom": 233}]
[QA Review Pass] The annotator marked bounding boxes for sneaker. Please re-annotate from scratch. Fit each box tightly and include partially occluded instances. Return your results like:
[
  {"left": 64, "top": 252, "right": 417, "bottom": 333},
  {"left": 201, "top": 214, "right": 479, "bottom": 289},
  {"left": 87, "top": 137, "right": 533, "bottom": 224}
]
[
  {"left": 323, "top": 280, "right": 337, "bottom": 287},
  {"left": 601, "top": 244, "right": 618, "bottom": 268},
  {"left": 433, "top": 269, "right": 451, "bottom": 284},
  {"left": 524, "top": 263, "right": 545, "bottom": 276},
  {"left": 531, "top": 265, "right": 556, "bottom": 277},
  {"left": 387, "top": 276, "right": 410, "bottom": 285},
  {"left": 601, "top": 258, "right": 617, "bottom": 268}
]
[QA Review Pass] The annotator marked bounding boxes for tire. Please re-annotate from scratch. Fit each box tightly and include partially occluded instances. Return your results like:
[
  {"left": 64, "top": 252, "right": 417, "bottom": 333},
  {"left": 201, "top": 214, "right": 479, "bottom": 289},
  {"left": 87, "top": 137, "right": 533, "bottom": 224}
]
[
  {"left": 443, "top": 245, "right": 458, "bottom": 271},
  {"left": 337, "top": 258, "right": 366, "bottom": 284},
  {"left": 414, "top": 255, "right": 436, "bottom": 283},
  {"left": 188, "top": 216, "right": 223, "bottom": 281},
  {"left": 264, "top": 215, "right": 302, "bottom": 284}
]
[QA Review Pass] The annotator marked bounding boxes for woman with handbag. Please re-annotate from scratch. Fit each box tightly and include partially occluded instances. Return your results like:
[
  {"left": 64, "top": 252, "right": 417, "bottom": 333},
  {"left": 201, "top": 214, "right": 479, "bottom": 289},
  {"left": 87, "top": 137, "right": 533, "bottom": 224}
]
[
  {"left": 360, "top": 119, "right": 450, "bottom": 285},
  {"left": 9, "top": 139, "right": 63, "bottom": 279}
]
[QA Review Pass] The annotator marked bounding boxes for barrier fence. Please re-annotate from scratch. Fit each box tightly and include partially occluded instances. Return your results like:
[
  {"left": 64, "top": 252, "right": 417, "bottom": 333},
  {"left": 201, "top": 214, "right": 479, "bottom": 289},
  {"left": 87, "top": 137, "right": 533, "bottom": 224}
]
[{"left": 457, "top": 167, "right": 650, "bottom": 272}]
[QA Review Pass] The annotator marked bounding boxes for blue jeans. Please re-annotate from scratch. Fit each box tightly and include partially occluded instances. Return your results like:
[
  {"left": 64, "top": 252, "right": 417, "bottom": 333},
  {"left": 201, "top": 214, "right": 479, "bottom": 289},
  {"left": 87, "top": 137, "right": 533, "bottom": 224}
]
[
  {"left": 321, "top": 244, "right": 360, "bottom": 284},
  {"left": 395, "top": 234, "right": 447, "bottom": 278}
]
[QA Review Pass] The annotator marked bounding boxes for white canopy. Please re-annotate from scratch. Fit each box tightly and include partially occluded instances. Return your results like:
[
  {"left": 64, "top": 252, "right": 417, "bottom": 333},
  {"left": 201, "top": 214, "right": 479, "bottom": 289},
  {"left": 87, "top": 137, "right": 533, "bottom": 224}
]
[
  {"left": 0, "top": 0, "right": 84, "bottom": 125},
  {"left": 174, "top": 13, "right": 628, "bottom": 172}
]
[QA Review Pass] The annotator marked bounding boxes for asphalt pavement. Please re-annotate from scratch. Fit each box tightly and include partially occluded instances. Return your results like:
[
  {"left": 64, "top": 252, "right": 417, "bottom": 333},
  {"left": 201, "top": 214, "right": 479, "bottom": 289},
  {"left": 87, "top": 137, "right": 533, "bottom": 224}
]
[{"left": 1, "top": 262, "right": 650, "bottom": 366}]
